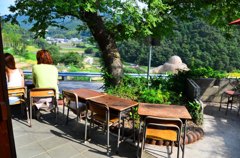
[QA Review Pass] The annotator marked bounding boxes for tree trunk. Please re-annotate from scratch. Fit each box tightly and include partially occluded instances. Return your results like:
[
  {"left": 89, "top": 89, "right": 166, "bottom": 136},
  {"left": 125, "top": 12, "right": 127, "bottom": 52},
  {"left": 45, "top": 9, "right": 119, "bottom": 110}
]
[{"left": 82, "top": 12, "right": 123, "bottom": 87}]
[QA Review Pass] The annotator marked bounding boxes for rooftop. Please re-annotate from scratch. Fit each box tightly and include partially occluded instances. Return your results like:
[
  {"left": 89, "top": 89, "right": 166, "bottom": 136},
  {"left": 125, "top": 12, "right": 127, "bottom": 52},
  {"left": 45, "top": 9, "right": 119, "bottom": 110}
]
[{"left": 11, "top": 81, "right": 240, "bottom": 158}]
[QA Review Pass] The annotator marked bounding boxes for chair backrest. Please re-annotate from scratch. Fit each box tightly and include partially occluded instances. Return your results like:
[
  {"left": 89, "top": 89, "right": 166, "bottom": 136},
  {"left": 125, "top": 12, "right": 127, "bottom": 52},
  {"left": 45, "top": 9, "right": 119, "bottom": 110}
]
[
  {"left": 8, "top": 86, "right": 25, "bottom": 97},
  {"left": 87, "top": 100, "right": 109, "bottom": 119},
  {"left": 62, "top": 90, "right": 78, "bottom": 103},
  {"left": 8, "top": 87, "right": 26, "bottom": 105},
  {"left": 30, "top": 88, "right": 56, "bottom": 98},
  {"left": 145, "top": 117, "right": 182, "bottom": 130},
  {"left": 144, "top": 116, "right": 183, "bottom": 142}
]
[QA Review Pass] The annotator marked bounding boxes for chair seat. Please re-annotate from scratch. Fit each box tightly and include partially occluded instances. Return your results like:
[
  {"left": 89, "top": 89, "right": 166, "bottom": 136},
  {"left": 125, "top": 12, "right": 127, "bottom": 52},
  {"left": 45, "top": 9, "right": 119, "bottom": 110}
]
[
  {"left": 224, "top": 90, "right": 240, "bottom": 96},
  {"left": 92, "top": 114, "right": 119, "bottom": 125},
  {"left": 68, "top": 102, "right": 86, "bottom": 110},
  {"left": 146, "top": 128, "right": 178, "bottom": 141},
  {"left": 29, "top": 88, "right": 58, "bottom": 127},
  {"left": 9, "top": 97, "right": 21, "bottom": 105},
  {"left": 68, "top": 102, "right": 86, "bottom": 116}
]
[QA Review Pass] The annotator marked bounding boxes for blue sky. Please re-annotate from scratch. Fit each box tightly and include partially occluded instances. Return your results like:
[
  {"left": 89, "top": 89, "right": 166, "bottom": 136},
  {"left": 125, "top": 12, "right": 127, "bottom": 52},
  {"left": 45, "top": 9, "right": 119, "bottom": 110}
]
[{"left": 0, "top": 0, "right": 15, "bottom": 15}]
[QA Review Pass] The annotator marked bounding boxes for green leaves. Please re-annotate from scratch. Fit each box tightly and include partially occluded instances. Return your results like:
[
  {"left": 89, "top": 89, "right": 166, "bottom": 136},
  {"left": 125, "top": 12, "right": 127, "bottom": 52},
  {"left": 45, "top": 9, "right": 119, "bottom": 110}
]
[
  {"left": 106, "top": 75, "right": 184, "bottom": 105},
  {"left": 7, "top": 0, "right": 240, "bottom": 41},
  {"left": 139, "top": 88, "right": 171, "bottom": 104},
  {"left": 187, "top": 100, "right": 203, "bottom": 125},
  {"left": 189, "top": 67, "right": 227, "bottom": 79}
]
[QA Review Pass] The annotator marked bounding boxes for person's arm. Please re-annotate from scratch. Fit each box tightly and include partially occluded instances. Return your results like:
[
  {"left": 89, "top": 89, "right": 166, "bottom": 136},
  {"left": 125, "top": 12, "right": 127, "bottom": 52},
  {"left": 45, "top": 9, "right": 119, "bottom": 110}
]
[
  {"left": 6, "top": 73, "right": 9, "bottom": 83},
  {"left": 5, "top": 68, "right": 10, "bottom": 83},
  {"left": 32, "top": 66, "right": 36, "bottom": 86}
]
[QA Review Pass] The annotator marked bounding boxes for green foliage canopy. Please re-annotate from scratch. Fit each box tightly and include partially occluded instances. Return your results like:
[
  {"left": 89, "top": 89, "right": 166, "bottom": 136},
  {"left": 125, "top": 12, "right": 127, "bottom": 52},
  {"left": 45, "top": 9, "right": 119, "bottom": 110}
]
[
  {"left": 6, "top": 0, "right": 168, "bottom": 40},
  {"left": 7, "top": 1, "right": 240, "bottom": 40}
]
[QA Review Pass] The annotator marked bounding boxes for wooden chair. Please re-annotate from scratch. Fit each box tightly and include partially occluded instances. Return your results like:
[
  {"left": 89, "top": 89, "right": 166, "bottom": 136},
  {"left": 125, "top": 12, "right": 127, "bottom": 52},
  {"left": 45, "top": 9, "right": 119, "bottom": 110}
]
[
  {"left": 84, "top": 100, "right": 121, "bottom": 155},
  {"left": 62, "top": 90, "right": 86, "bottom": 125},
  {"left": 140, "top": 116, "right": 183, "bottom": 158},
  {"left": 219, "top": 90, "right": 240, "bottom": 115},
  {"left": 29, "top": 88, "right": 58, "bottom": 127},
  {"left": 219, "top": 79, "right": 240, "bottom": 115},
  {"left": 8, "top": 87, "right": 29, "bottom": 120}
]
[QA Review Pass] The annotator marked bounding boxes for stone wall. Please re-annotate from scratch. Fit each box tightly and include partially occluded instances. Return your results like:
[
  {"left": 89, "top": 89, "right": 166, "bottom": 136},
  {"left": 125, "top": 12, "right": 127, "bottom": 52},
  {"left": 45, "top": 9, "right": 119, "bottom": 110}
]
[{"left": 193, "top": 78, "right": 235, "bottom": 102}]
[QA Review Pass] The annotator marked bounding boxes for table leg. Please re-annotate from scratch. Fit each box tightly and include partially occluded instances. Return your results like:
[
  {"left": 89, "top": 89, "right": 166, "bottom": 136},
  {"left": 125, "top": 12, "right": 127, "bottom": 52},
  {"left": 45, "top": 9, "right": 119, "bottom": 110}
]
[
  {"left": 116, "top": 112, "right": 122, "bottom": 154},
  {"left": 26, "top": 105, "right": 30, "bottom": 126},
  {"left": 29, "top": 98, "right": 32, "bottom": 127},
  {"left": 182, "top": 120, "right": 187, "bottom": 158},
  {"left": 84, "top": 108, "right": 88, "bottom": 143},
  {"left": 136, "top": 118, "right": 143, "bottom": 158},
  {"left": 131, "top": 107, "right": 135, "bottom": 142}
]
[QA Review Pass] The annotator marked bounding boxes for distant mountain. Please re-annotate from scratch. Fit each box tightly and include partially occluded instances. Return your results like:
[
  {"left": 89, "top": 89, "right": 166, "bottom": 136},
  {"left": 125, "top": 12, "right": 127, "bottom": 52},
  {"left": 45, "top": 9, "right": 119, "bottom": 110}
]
[
  {"left": 3, "top": 15, "right": 90, "bottom": 38},
  {"left": 14, "top": 15, "right": 81, "bottom": 29},
  {"left": 16, "top": 15, "right": 33, "bottom": 29}
]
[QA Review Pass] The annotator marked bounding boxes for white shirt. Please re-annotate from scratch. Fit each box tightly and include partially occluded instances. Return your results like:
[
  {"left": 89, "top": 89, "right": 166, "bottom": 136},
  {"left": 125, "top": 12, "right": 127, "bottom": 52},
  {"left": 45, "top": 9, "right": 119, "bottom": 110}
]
[
  {"left": 7, "top": 69, "right": 24, "bottom": 105},
  {"left": 7, "top": 69, "right": 23, "bottom": 87}
]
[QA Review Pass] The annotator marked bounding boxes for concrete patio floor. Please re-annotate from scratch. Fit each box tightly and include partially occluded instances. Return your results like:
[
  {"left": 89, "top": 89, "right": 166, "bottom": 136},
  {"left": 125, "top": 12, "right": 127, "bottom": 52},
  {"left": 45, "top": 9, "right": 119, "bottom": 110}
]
[
  {"left": 12, "top": 107, "right": 138, "bottom": 158},
  {"left": 11, "top": 81, "right": 240, "bottom": 158}
]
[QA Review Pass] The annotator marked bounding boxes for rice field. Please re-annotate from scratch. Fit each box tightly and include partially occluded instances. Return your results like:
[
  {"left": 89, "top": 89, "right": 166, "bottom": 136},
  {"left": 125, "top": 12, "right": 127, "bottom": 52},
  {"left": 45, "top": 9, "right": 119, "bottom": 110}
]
[{"left": 26, "top": 46, "right": 39, "bottom": 53}]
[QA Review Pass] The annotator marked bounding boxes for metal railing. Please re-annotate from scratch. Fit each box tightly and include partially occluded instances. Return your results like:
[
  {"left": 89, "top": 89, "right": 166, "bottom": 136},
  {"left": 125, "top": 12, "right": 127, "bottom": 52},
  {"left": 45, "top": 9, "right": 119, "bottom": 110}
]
[
  {"left": 23, "top": 70, "right": 166, "bottom": 81},
  {"left": 187, "top": 78, "right": 201, "bottom": 100}
]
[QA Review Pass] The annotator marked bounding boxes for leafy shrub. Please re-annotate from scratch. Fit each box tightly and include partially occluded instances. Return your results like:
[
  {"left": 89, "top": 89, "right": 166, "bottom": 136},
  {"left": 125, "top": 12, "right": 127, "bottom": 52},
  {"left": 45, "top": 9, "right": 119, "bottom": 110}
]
[
  {"left": 68, "top": 64, "right": 80, "bottom": 72},
  {"left": 34, "top": 38, "right": 49, "bottom": 49},
  {"left": 150, "top": 75, "right": 186, "bottom": 104},
  {"left": 106, "top": 84, "right": 139, "bottom": 101},
  {"left": 106, "top": 76, "right": 147, "bottom": 100},
  {"left": 84, "top": 48, "right": 94, "bottom": 54},
  {"left": 106, "top": 75, "right": 186, "bottom": 128},
  {"left": 94, "top": 51, "right": 101, "bottom": 57},
  {"left": 106, "top": 75, "right": 183, "bottom": 105},
  {"left": 46, "top": 45, "right": 61, "bottom": 64},
  {"left": 75, "top": 43, "right": 85, "bottom": 48},
  {"left": 22, "top": 51, "right": 36, "bottom": 60},
  {"left": 138, "top": 89, "right": 171, "bottom": 104},
  {"left": 60, "top": 52, "right": 84, "bottom": 68},
  {"left": 188, "top": 66, "right": 227, "bottom": 79},
  {"left": 187, "top": 101, "right": 203, "bottom": 125}
]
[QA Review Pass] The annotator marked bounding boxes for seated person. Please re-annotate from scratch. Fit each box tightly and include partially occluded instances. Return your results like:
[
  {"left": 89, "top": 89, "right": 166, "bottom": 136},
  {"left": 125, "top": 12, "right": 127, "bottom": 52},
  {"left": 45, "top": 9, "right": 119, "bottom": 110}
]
[
  {"left": 4, "top": 53, "right": 25, "bottom": 104},
  {"left": 32, "top": 49, "right": 59, "bottom": 110}
]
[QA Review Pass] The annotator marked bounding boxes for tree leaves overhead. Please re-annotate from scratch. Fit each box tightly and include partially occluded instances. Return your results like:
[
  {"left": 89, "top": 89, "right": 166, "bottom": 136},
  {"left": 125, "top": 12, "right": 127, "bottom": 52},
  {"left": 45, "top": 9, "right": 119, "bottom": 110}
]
[
  {"left": 6, "top": 0, "right": 240, "bottom": 40},
  {"left": 7, "top": 0, "right": 168, "bottom": 40}
]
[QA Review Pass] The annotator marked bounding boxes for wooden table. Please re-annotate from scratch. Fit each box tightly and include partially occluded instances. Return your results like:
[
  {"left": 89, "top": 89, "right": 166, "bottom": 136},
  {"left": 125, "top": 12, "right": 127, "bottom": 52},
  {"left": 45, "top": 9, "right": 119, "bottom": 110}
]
[
  {"left": 62, "top": 88, "right": 106, "bottom": 125},
  {"left": 137, "top": 103, "right": 192, "bottom": 158},
  {"left": 87, "top": 94, "right": 138, "bottom": 154},
  {"left": 138, "top": 103, "right": 191, "bottom": 119},
  {"left": 66, "top": 88, "right": 106, "bottom": 102}
]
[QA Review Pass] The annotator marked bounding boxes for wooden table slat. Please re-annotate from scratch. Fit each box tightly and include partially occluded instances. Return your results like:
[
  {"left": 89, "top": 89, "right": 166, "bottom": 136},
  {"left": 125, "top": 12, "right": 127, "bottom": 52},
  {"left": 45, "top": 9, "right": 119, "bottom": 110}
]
[
  {"left": 67, "top": 88, "right": 106, "bottom": 100},
  {"left": 138, "top": 103, "right": 192, "bottom": 120},
  {"left": 89, "top": 95, "right": 138, "bottom": 111}
]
